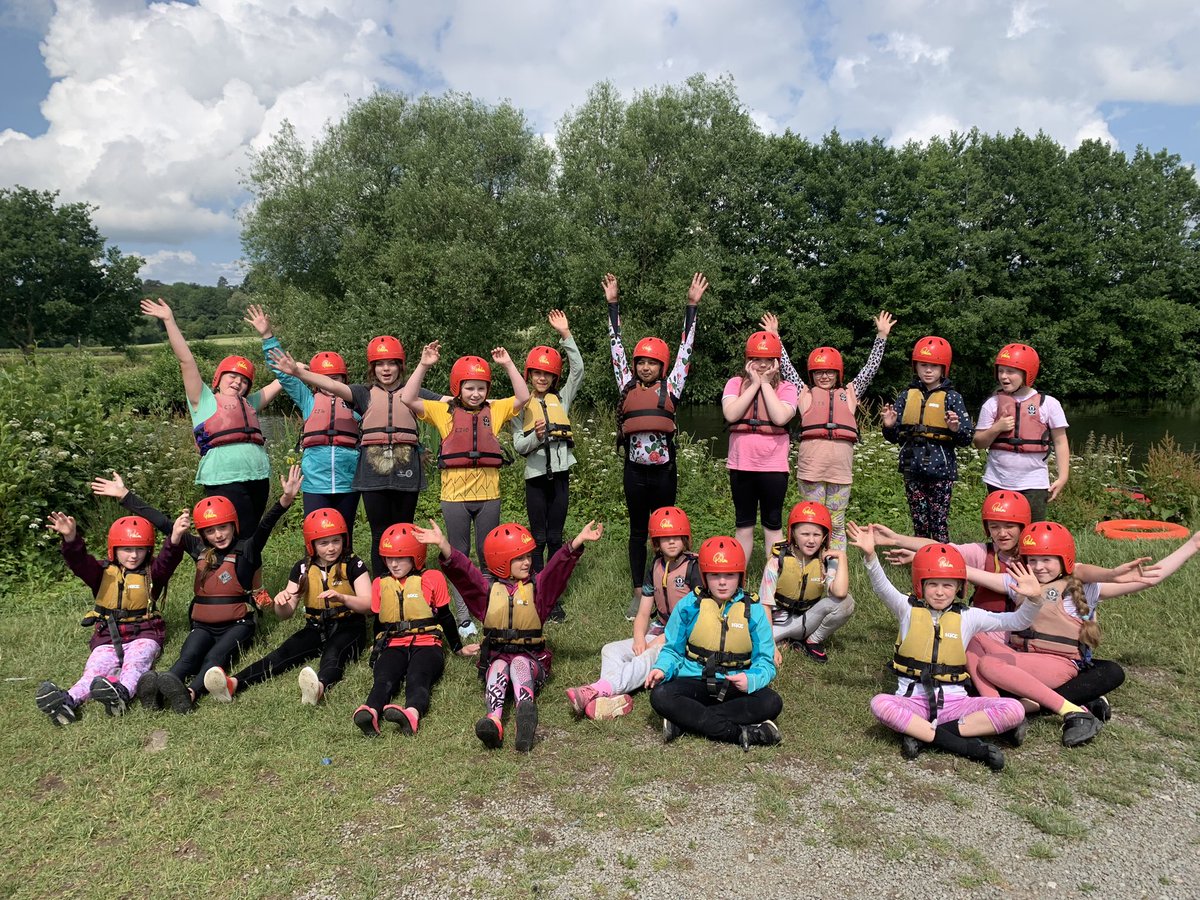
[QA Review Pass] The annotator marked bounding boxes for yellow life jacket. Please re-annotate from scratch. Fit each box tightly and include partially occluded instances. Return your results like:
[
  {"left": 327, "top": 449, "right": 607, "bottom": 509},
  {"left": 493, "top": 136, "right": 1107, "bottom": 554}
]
[
  {"left": 86, "top": 564, "right": 156, "bottom": 625},
  {"left": 892, "top": 600, "right": 970, "bottom": 684},
  {"left": 302, "top": 561, "right": 357, "bottom": 617},
  {"left": 376, "top": 573, "right": 443, "bottom": 640},
  {"left": 482, "top": 580, "right": 544, "bottom": 653},
  {"left": 898, "top": 388, "right": 955, "bottom": 443},
  {"left": 685, "top": 590, "right": 757, "bottom": 673},
  {"left": 522, "top": 393, "right": 573, "bottom": 443},
  {"left": 771, "top": 544, "right": 824, "bottom": 613}
]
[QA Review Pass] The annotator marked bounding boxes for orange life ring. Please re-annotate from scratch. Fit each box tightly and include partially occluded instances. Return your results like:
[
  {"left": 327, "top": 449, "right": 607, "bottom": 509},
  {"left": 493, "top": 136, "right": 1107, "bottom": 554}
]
[{"left": 1094, "top": 519, "right": 1190, "bottom": 540}]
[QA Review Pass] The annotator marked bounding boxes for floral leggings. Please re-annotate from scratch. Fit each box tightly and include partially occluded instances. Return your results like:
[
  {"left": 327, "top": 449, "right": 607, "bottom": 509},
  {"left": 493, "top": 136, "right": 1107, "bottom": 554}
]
[
  {"left": 798, "top": 481, "right": 852, "bottom": 551},
  {"left": 68, "top": 638, "right": 161, "bottom": 704},
  {"left": 902, "top": 477, "right": 954, "bottom": 543}
]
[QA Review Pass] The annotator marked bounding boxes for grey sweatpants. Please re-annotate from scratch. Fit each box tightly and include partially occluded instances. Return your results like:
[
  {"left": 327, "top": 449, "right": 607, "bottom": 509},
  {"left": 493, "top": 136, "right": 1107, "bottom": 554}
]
[
  {"left": 441, "top": 498, "right": 502, "bottom": 625},
  {"left": 770, "top": 594, "right": 856, "bottom": 644}
]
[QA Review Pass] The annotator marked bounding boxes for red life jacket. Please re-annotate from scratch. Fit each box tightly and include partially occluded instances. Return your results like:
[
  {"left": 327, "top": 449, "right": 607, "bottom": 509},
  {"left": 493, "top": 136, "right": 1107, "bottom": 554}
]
[
  {"left": 969, "top": 543, "right": 1014, "bottom": 613},
  {"left": 729, "top": 389, "right": 788, "bottom": 435},
  {"left": 195, "top": 395, "right": 264, "bottom": 455},
  {"left": 191, "top": 551, "right": 253, "bottom": 624},
  {"left": 1009, "top": 595, "right": 1086, "bottom": 659},
  {"left": 359, "top": 385, "right": 418, "bottom": 446},
  {"left": 651, "top": 553, "right": 701, "bottom": 622},
  {"left": 619, "top": 380, "right": 676, "bottom": 436},
  {"left": 991, "top": 392, "right": 1051, "bottom": 455},
  {"left": 300, "top": 394, "right": 360, "bottom": 449},
  {"left": 796, "top": 387, "right": 859, "bottom": 443},
  {"left": 438, "top": 403, "right": 507, "bottom": 468}
]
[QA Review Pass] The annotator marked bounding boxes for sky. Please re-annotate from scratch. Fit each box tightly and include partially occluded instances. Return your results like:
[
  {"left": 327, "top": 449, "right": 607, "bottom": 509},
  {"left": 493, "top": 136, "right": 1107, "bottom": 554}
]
[{"left": 2, "top": 0, "right": 1199, "bottom": 286}]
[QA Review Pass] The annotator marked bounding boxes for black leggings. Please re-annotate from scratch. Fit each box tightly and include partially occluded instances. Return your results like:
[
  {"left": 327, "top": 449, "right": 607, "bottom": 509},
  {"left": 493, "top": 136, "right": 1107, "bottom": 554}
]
[
  {"left": 365, "top": 645, "right": 446, "bottom": 715},
  {"left": 205, "top": 480, "right": 270, "bottom": 536},
  {"left": 650, "top": 677, "right": 783, "bottom": 745},
  {"left": 234, "top": 616, "right": 366, "bottom": 692},
  {"left": 302, "top": 491, "right": 361, "bottom": 552},
  {"left": 1057, "top": 659, "right": 1126, "bottom": 705},
  {"left": 170, "top": 618, "right": 257, "bottom": 697},
  {"left": 525, "top": 473, "right": 569, "bottom": 573},
  {"left": 729, "top": 470, "right": 789, "bottom": 530},
  {"left": 624, "top": 460, "right": 677, "bottom": 589},
  {"left": 361, "top": 489, "right": 419, "bottom": 576}
]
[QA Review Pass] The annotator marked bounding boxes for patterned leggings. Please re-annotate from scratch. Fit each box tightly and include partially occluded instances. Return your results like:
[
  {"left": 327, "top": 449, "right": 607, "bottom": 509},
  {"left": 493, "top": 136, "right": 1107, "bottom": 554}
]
[
  {"left": 902, "top": 477, "right": 954, "bottom": 542},
  {"left": 68, "top": 638, "right": 161, "bottom": 704},
  {"left": 483, "top": 655, "right": 546, "bottom": 715},
  {"left": 871, "top": 691, "right": 1025, "bottom": 735},
  {"left": 798, "top": 481, "right": 852, "bottom": 551}
]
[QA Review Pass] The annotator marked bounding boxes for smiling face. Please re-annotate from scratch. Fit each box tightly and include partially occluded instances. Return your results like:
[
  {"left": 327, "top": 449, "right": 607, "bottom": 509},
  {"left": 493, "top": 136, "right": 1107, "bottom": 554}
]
[
  {"left": 372, "top": 359, "right": 402, "bottom": 387},
  {"left": 114, "top": 546, "right": 149, "bottom": 570},
  {"left": 811, "top": 369, "right": 838, "bottom": 389},
  {"left": 635, "top": 358, "right": 664, "bottom": 385},
  {"left": 385, "top": 556, "right": 415, "bottom": 579},
  {"left": 996, "top": 364, "right": 1026, "bottom": 394},
  {"left": 1023, "top": 554, "right": 1065, "bottom": 584},
  {"left": 705, "top": 571, "right": 740, "bottom": 601},
  {"left": 509, "top": 553, "right": 533, "bottom": 582},
  {"left": 529, "top": 370, "right": 556, "bottom": 396},
  {"left": 915, "top": 362, "right": 944, "bottom": 387},
  {"left": 921, "top": 578, "right": 961, "bottom": 610},
  {"left": 200, "top": 523, "right": 235, "bottom": 550},
  {"left": 458, "top": 380, "right": 489, "bottom": 409},
  {"left": 313, "top": 535, "right": 344, "bottom": 564},
  {"left": 217, "top": 372, "right": 250, "bottom": 397},
  {"left": 985, "top": 520, "right": 1024, "bottom": 554},
  {"left": 790, "top": 523, "right": 827, "bottom": 559}
]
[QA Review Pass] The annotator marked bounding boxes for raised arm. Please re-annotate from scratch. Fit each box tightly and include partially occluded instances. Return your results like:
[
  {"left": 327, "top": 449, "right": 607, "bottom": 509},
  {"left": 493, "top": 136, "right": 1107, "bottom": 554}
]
[
  {"left": 401, "top": 342, "right": 438, "bottom": 417},
  {"left": 141, "top": 298, "right": 204, "bottom": 408},
  {"left": 492, "top": 347, "right": 529, "bottom": 412},
  {"left": 1096, "top": 530, "right": 1200, "bottom": 599},
  {"left": 267, "top": 348, "right": 353, "bottom": 403}
]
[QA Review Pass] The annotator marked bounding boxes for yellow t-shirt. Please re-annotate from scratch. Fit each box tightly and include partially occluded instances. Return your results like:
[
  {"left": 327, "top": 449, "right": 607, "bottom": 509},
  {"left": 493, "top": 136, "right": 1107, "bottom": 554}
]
[{"left": 421, "top": 397, "right": 518, "bottom": 502}]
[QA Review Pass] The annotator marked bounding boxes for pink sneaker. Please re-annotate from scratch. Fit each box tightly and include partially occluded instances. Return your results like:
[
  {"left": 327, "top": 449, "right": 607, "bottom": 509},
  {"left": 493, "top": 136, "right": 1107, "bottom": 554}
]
[
  {"left": 383, "top": 704, "right": 419, "bottom": 735},
  {"left": 353, "top": 705, "right": 379, "bottom": 736},
  {"left": 565, "top": 685, "right": 600, "bottom": 716},
  {"left": 586, "top": 693, "right": 635, "bottom": 721}
]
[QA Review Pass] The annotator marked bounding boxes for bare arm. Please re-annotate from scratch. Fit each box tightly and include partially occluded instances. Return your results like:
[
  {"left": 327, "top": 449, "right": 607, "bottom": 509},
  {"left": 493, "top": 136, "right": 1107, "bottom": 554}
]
[
  {"left": 401, "top": 342, "right": 438, "bottom": 417},
  {"left": 141, "top": 298, "right": 204, "bottom": 408}
]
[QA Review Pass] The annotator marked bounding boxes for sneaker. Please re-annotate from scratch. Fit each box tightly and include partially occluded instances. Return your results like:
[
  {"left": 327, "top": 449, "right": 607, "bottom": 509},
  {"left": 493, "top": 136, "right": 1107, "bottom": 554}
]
[
  {"left": 157, "top": 672, "right": 193, "bottom": 714},
  {"left": 801, "top": 640, "right": 829, "bottom": 663},
  {"left": 383, "top": 704, "right": 419, "bottom": 735},
  {"left": 475, "top": 714, "right": 503, "bottom": 749},
  {"left": 565, "top": 685, "right": 600, "bottom": 717},
  {"left": 36, "top": 681, "right": 79, "bottom": 727},
  {"left": 1086, "top": 695, "right": 1112, "bottom": 723},
  {"left": 587, "top": 694, "right": 635, "bottom": 721},
  {"left": 298, "top": 666, "right": 323, "bottom": 706},
  {"left": 353, "top": 705, "right": 380, "bottom": 736},
  {"left": 739, "top": 720, "right": 783, "bottom": 752},
  {"left": 90, "top": 677, "right": 130, "bottom": 717},
  {"left": 1062, "top": 711, "right": 1102, "bottom": 747},
  {"left": 547, "top": 602, "right": 566, "bottom": 623},
  {"left": 458, "top": 621, "right": 478, "bottom": 642},
  {"left": 515, "top": 699, "right": 538, "bottom": 752},
  {"left": 982, "top": 743, "right": 1006, "bottom": 772},
  {"left": 1006, "top": 718, "right": 1029, "bottom": 747},
  {"left": 625, "top": 594, "right": 642, "bottom": 621},
  {"left": 662, "top": 717, "right": 685, "bottom": 744},
  {"left": 900, "top": 735, "right": 923, "bottom": 760},
  {"left": 135, "top": 671, "right": 161, "bottom": 710},
  {"left": 203, "top": 666, "right": 234, "bottom": 703}
]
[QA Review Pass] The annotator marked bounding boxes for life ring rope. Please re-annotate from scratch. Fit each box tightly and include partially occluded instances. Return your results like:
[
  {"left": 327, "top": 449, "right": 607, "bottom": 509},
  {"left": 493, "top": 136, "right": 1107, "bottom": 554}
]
[{"left": 1094, "top": 519, "right": 1190, "bottom": 541}]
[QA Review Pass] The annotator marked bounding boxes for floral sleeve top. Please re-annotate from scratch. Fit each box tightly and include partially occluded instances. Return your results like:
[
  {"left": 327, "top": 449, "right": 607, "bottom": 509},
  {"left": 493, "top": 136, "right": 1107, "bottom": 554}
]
[{"left": 779, "top": 336, "right": 887, "bottom": 396}]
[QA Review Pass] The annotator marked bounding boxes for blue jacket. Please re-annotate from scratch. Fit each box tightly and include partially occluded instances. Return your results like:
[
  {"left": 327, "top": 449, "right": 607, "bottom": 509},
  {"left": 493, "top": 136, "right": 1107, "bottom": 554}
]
[{"left": 655, "top": 588, "right": 777, "bottom": 694}]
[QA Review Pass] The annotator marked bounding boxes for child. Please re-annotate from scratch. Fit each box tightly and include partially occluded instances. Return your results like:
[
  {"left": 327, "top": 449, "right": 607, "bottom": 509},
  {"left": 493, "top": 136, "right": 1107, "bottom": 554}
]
[
  {"left": 721, "top": 330, "right": 798, "bottom": 562},
  {"left": 352, "top": 523, "right": 479, "bottom": 736},
  {"left": 414, "top": 518, "right": 603, "bottom": 751},
  {"left": 202, "top": 508, "right": 371, "bottom": 706},
  {"left": 881, "top": 336, "right": 974, "bottom": 543},
  {"left": 37, "top": 505, "right": 188, "bottom": 724},
  {"left": 564, "top": 506, "right": 701, "bottom": 720},
  {"left": 758, "top": 501, "right": 852, "bottom": 663},
  {"left": 93, "top": 467, "right": 302, "bottom": 713},
  {"left": 769, "top": 310, "right": 895, "bottom": 551},
  {"left": 513, "top": 310, "right": 585, "bottom": 592},
  {"left": 847, "top": 522, "right": 1040, "bottom": 770},
  {"left": 972, "top": 343, "right": 1069, "bottom": 522},
  {"left": 604, "top": 272, "right": 708, "bottom": 617},
  {"left": 141, "top": 297, "right": 283, "bottom": 534},
  {"left": 964, "top": 522, "right": 1198, "bottom": 746},
  {"left": 646, "top": 536, "right": 783, "bottom": 750}
]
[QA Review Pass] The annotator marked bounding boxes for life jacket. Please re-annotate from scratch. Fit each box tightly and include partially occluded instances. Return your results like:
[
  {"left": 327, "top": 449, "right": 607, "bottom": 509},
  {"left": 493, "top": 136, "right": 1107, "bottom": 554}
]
[
  {"left": 650, "top": 553, "right": 701, "bottom": 623},
  {"left": 1009, "top": 594, "right": 1087, "bottom": 659},
  {"left": 300, "top": 393, "right": 360, "bottom": 449},
  {"left": 729, "top": 390, "right": 788, "bottom": 436},
  {"left": 969, "top": 543, "right": 1014, "bottom": 613},
  {"left": 796, "top": 387, "right": 859, "bottom": 442},
  {"left": 897, "top": 388, "right": 955, "bottom": 443},
  {"left": 301, "top": 560, "right": 357, "bottom": 619},
  {"left": 771, "top": 544, "right": 825, "bottom": 615},
  {"left": 618, "top": 380, "right": 676, "bottom": 437},
  {"left": 87, "top": 564, "right": 156, "bottom": 623},
  {"left": 191, "top": 550, "right": 253, "bottom": 624},
  {"left": 892, "top": 600, "right": 970, "bottom": 685},
  {"left": 194, "top": 394, "right": 264, "bottom": 456},
  {"left": 991, "top": 392, "right": 1051, "bottom": 455},
  {"left": 438, "top": 403, "right": 508, "bottom": 468},
  {"left": 685, "top": 590, "right": 756, "bottom": 674},
  {"left": 359, "top": 385, "right": 418, "bottom": 446},
  {"left": 481, "top": 580, "right": 544, "bottom": 657},
  {"left": 375, "top": 573, "right": 444, "bottom": 643},
  {"left": 522, "top": 393, "right": 574, "bottom": 473}
]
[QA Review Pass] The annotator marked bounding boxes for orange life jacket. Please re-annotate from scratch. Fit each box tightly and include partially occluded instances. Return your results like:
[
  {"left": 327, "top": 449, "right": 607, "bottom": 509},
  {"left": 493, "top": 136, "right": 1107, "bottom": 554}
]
[
  {"left": 796, "top": 387, "right": 859, "bottom": 443},
  {"left": 438, "top": 403, "right": 507, "bottom": 468},
  {"left": 969, "top": 543, "right": 1014, "bottom": 613},
  {"left": 729, "top": 389, "right": 788, "bottom": 435},
  {"left": 359, "top": 385, "right": 418, "bottom": 446},
  {"left": 991, "top": 392, "right": 1051, "bottom": 455},
  {"left": 650, "top": 553, "right": 701, "bottom": 623},
  {"left": 191, "top": 550, "right": 253, "bottom": 624},
  {"left": 619, "top": 381, "right": 676, "bottom": 436},
  {"left": 1009, "top": 595, "right": 1086, "bottom": 659},
  {"left": 300, "top": 394, "right": 360, "bottom": 449},
  {"left": 195, "top": 395, "right": 264, "bottom": 455}
]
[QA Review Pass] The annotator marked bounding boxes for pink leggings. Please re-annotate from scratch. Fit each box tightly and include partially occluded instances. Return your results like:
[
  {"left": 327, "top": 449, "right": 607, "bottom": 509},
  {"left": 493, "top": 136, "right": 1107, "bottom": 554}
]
[
  {"left": 484, "top": 655, "right": 546, "bottom": 715},
  {"left": 871, "top": 691, "right": 1025, "bottom": 735},
  {"left": 967, "top": 633, "right": 1077, "bottom": 712},
  {"left": 68, "top": 639, "right": 161, "bottom": 704}
]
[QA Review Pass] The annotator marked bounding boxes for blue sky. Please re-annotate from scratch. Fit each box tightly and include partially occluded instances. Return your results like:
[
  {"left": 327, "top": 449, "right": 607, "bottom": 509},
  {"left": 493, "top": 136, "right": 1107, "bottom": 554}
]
[{"left": 2, "top": 1, "right": 1198, "bottom": 285}]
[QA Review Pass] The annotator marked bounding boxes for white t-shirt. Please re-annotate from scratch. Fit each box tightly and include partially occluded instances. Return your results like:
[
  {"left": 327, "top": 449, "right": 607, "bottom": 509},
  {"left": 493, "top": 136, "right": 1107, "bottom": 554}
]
[{"left": 977, "top": 390, "right": 1068, "bottom": 490}]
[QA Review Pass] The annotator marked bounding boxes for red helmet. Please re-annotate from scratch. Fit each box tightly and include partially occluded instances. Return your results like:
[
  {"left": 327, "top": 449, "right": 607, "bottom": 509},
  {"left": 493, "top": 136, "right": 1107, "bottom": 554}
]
[
  {"left": 912, "top": 543, "right": 966, "bottom": 599},
  {"left": 303, "top": 508, "right": 348, "bottom": 556},
  {"left": 745, "top": 331, "right": 782, "bottom": 360},
  {"left": 523, "top": 345, "right": 563, "bottom": 381},
  {"left": 309, "top": 351, "right": 348, "bottom": 378},
  {"left": 981, "top": 490, "right": 1032, "bottom": 529},
  {"left": 697, "top": 536, "right": 746, "bottom": 577},
  {"left": 379, "top": 523, "right": 427, "bottom": 570},
  {"left": 366, "top": 336, "right": 405, "bottom": 365},
  {"left": 632, "top": 337, "right": 670, "bottom": 371},
  {"left": 807, "top": 347, "right": 844, "bottom": 384},
  {"left": 192, "top": 496, "right": 239, "bottom": 537},
  {"left": 1019, "top": 522, "right": 1075, "bottom": 575},
  {"left": 911, "top": 337, "right": 952, "bottom": 374},
  {"left": 995, "top": 343, "right": 1040, "bottom": 387},
  {"left": 211, "top": 355, "right": 255, "bottom": 391},
  {"left": 450, "top": 355, "right": 492, "bottom": 397},
  {"left": 107, "top": 516, "right": 155, "bottom": 562},
  {"left": 483, "top": 522, "right": 536, "bottom": 579},
  {"left": 788, "top": 501, "right": 832, "bottom": 538},
  {"left": 648, "top": 506, "right": 691, "bottom": 540}
]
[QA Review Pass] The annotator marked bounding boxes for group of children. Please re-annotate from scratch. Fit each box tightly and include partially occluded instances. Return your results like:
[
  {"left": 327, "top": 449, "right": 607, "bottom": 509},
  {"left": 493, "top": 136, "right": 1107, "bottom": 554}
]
[{"left": 35, "top": 277, "right": 1196, "bottom": 768}]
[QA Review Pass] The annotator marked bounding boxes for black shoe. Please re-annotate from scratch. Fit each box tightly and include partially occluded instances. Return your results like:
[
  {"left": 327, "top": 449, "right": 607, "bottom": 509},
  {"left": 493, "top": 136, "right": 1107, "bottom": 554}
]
[
  {"left": 982, "top": 743, "right": 1006, "bottom": 772},
  {"left": 1005, "top": 718, "right": 1029, "bottom": 747},
  {"left": 353, "top": 705, "right": 380, "bottom": 737},
  {"left": 36, "top": 681, "right": 79, "bottom": 727},
  {"left": 157, "top": 672, "right": 193, "bottom": 714},
  {"left": 514, "top": 700, "right": 538, "bottom": 752},
  {"left": 91, "top": 677, "right": 130, "bottom": 717},
  {"left": 547, "top": 603, "right": 566, "bottom": 623},
  {"left": 900, "top": 735, "right": 922, "bottom": 760},
  {"left": 801, "top": 640, "right": 829, "bottom": 663},
  {"left": 135, "top": 671, "right": 162, "bottom": 711},
  {"left": 1062, "top": 711, "right": 1102, "bottom": 747},
  {"left": 475, "top": 714, "right": 503, "bottom": 749},
  {"left": 1086, "top": 695, "right": 1112, "bottom": 723},
  {"left": 662, "top": 718, "right": 684, "bottom": 744},
  {"left": 739, "top": 720, "right": 783, "bottom": 752}
]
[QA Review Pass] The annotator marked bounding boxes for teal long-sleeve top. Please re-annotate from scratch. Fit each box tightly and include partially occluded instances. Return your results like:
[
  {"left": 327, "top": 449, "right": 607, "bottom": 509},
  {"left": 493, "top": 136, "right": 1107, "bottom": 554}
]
[{"left": 654, "top": 588, "right": 778, "bottom": 694}]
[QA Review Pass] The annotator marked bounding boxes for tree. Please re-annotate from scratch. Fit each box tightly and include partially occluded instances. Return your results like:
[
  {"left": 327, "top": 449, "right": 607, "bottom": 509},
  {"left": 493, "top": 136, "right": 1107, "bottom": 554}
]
[{"left": 0, "top": 187, "right": 142, "bottom": 352}]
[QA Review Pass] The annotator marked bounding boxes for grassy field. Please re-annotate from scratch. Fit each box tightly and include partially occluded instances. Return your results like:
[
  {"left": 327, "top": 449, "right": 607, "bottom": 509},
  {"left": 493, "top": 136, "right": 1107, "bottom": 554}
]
[{"left": 2, "top": 510, "right": 1198, "bottom": 898}]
